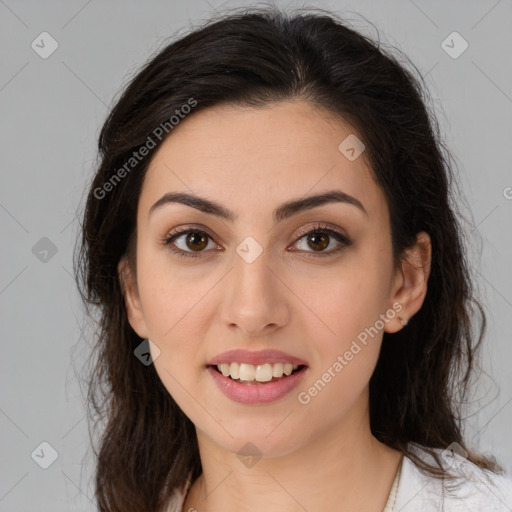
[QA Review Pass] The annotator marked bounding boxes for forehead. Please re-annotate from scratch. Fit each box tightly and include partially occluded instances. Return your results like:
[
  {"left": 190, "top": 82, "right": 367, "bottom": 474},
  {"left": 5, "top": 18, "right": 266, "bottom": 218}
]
[{"left": 139, "top": 100, "right": 386, "bottom": 222}]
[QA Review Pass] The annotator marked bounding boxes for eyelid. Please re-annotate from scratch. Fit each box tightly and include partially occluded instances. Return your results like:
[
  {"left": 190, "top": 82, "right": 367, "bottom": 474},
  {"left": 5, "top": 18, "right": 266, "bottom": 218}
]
[
  {"left": 292, "top": 222, "right": 349, "bottom": 241},
  {"left": 164, "top": 224, "right": 223, "bottom": 246}
]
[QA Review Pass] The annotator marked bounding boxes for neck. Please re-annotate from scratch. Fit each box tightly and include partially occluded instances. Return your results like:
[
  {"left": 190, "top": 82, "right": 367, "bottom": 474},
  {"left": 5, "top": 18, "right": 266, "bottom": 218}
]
[{"left": 183, "top": 398, "right": 402, "bottom": 512}]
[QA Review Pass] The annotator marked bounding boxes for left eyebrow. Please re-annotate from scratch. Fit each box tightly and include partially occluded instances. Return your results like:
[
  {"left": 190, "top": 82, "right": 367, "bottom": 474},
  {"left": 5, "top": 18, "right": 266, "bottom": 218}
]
[{"left": 148, "top": 189, "right": 368, "bottom": 223}]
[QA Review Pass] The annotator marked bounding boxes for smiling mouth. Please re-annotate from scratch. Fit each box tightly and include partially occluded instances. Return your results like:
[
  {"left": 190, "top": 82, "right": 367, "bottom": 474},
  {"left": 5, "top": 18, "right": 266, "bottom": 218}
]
[{"left": 207, "top": 363, "right": 307, "bottom": 384}]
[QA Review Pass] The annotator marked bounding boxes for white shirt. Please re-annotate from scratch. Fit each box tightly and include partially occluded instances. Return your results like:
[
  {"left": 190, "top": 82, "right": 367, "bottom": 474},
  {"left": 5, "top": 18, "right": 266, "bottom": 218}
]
[
  {"left": 166, "top": 444, "right": 512, "bottom": 511},
  {"left": 395, "top": 444, "right": 512, "bottom": 511}
]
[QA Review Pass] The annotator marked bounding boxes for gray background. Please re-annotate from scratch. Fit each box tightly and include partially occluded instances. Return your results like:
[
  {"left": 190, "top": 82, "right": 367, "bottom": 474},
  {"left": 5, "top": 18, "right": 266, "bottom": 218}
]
[{"left": 1, "top": 0, "right": 511, "bottom": 510}]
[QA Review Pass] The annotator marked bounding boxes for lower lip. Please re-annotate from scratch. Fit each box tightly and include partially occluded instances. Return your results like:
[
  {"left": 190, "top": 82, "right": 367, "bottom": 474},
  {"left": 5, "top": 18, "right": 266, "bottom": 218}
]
[{"left": 207, "top": 366, "right": 307, "bottom": 404}]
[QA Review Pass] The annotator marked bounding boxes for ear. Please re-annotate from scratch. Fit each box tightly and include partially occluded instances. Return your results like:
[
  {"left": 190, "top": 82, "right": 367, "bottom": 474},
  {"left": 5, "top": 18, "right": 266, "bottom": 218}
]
[
  {"left": 385, "top": 231, "right": 432, "bottom": 334},
  {"left": 118, "top": 256, "right": 149, "bottom": 339}
]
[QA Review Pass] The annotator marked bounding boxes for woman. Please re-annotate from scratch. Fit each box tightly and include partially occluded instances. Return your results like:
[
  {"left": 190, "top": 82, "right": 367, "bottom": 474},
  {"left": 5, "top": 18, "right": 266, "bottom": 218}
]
[{"left": 75, "top": 6, "right": 512, "bottom": 512}]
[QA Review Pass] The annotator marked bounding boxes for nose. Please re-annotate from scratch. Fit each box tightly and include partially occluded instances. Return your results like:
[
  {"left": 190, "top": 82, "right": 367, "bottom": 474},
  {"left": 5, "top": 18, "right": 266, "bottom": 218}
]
[{"left": 219, "top": 248, "right": 290, "bottom": 338}]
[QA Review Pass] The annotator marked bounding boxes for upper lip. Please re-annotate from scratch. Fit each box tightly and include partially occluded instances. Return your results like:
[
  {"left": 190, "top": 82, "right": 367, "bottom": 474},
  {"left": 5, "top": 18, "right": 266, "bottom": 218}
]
[{"left": 207, "top": 349, "right": 308, "bottom": 367}]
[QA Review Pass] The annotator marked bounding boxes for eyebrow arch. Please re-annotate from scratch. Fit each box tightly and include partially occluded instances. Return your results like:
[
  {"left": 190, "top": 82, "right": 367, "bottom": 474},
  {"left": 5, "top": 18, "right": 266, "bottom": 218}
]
[{"left": 149, "top": 189, "right": 368, "bottom": 223}]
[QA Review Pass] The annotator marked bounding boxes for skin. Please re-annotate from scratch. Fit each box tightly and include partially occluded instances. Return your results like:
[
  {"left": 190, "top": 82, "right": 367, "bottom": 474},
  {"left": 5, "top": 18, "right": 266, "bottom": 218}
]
[{"left": 118, "top": 100, "right": 431, "bottom": 512}]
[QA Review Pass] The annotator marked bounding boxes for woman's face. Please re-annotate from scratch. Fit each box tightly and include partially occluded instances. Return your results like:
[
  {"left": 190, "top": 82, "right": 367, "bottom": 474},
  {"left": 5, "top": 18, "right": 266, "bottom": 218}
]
[{"left": 120, "top": 100, "right": 427, "bottom": 457}]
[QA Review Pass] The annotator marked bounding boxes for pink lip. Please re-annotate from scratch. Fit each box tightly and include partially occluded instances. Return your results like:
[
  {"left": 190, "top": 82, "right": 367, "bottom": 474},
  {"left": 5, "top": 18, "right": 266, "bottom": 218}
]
[
  {"left": 206, "top": 348, "right": 308, "bottom": 367},
  {"left": 207, "top": 365, "right": 308, "bottom": 404}
]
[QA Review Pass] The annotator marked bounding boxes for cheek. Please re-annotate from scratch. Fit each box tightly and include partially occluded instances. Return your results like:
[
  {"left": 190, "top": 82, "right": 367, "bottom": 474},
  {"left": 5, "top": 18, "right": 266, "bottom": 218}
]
[
  {"left": 312, "top": 260, "right": 390, "bottom": 338},
  {"left": 137, "top": 249, "right": 214, "bottom": 340},
  {"left": 296, "top": 277, "right": 384, "bottom": 420},
  {"left": 296, "top": 254, "right": 391, "bottom": 389},
  {"left": 135, "top": 275, "right": 211, "bottom": 405},
  {"left": 316, "top": 294, "right": 384, "bottom": 388}
]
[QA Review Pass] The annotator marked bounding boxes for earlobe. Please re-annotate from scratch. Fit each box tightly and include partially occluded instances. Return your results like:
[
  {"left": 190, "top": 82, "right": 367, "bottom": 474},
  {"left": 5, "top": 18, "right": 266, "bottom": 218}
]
[
  {"left": 385, "top": 231, "right": 432, "bottom": 333},
  {"left": 117, "top": 256, "right": 149, "bottom": 339}
]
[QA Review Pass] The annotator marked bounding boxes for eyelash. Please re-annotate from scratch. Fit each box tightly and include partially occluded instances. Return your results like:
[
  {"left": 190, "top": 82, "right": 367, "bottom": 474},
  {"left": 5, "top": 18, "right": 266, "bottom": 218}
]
[{"left": 162, "top": 223, "right": 352, "bottom": 260}]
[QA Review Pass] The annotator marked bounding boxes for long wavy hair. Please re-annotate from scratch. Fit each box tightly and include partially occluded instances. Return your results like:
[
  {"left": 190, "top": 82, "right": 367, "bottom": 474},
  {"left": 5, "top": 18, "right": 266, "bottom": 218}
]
[{"left": 74, "top": 6, "right": 501, "bottom": 512}]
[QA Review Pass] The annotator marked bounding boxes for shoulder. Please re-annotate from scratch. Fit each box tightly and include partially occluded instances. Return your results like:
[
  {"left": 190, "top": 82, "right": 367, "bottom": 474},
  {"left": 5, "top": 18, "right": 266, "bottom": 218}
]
[{"left": 395, "top": 443, "right": 512, "bottom": 512}]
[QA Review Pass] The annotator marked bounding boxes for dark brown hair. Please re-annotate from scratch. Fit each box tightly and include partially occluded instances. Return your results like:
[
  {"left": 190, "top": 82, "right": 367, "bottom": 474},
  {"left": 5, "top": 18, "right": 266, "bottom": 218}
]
[{"left": 74, "top": 6, "right": 501, "bottom": 512}]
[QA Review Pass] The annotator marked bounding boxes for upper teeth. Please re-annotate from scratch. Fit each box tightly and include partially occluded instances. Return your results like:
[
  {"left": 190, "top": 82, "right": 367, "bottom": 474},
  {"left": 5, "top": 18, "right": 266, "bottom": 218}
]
[{"left": 216, "top": 362, "right": 299, "bottom": 382}]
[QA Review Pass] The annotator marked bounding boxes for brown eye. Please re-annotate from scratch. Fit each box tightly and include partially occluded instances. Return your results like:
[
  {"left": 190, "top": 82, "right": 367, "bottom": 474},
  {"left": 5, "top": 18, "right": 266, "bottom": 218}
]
[
  {"left": 184, "top": 232, "right": 208, "bottom": 251},
  {"left": 293, "top": 225, "right": 351, "bottom": 256},
  {"left": 164, "top": 229, "right": 217, "bottom": 258},
  {"left": 305, "top": 232, "right": 329, "bottom": 251}
]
